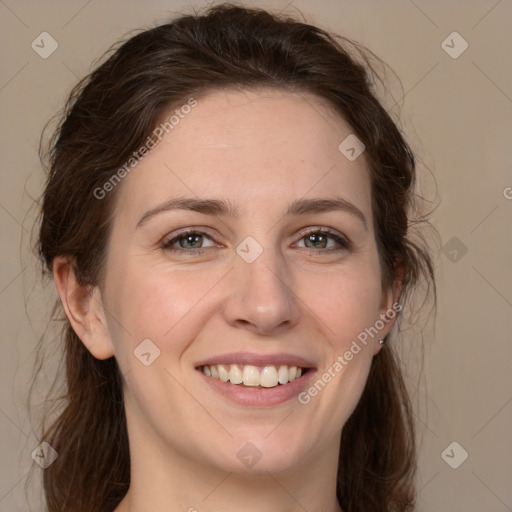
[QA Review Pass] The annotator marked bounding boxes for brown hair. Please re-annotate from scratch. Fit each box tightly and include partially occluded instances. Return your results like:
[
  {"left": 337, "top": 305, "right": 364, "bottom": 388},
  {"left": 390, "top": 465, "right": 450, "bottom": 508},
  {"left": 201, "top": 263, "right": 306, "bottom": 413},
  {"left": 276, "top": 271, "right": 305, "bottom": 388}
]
[{"left": 34, "top": 3, "right": 436, "bottom": 511}]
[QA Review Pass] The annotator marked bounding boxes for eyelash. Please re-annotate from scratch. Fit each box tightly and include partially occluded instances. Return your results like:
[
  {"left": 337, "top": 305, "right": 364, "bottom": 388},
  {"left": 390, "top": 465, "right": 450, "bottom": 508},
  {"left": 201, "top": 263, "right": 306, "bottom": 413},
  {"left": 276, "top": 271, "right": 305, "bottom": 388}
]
[{"left": 161, "top": 227, "right": 351, "bottom": 255}]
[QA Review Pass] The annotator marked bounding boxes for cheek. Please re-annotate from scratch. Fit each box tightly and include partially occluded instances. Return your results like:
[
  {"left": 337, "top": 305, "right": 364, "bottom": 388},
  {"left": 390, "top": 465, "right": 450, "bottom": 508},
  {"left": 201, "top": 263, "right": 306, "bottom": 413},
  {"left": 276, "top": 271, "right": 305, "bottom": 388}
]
[
  {"left": 102, "top": 256, "right": 225, "bottom": 356},
  {"left": 297, "top": 258, "right": 382, "bottom": 411},
  {"left": 103, "top": 233, "right": 384, "bottom": 363},
  {"left": 305, "top": 261, "right": 384, "bottom": 347},
  {"left": 297, "top": 271, "right": 380, "bottom": 437}
]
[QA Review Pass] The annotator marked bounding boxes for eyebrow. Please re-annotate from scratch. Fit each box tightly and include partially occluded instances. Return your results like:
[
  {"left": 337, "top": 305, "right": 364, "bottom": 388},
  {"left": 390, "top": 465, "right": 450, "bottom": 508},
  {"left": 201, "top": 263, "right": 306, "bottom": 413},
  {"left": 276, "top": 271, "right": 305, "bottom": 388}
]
[{"left": 136, "top": 196, "right": 368, "bottom": 231}]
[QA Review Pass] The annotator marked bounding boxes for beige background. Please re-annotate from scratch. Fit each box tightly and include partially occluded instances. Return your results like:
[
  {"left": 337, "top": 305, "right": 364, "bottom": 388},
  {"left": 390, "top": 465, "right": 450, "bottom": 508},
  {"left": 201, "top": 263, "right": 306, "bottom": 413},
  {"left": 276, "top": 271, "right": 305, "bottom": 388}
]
[{"left": 1, "top": 0, "right": 511, "bottom": 510}]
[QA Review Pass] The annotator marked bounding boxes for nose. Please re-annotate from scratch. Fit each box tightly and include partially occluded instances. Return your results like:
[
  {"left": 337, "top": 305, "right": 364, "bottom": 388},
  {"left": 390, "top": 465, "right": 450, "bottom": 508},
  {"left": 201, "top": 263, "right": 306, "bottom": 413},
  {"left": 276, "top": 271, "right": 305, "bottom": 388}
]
[{"left": 222, "top": 246, "right": 301, "bottom": 336}]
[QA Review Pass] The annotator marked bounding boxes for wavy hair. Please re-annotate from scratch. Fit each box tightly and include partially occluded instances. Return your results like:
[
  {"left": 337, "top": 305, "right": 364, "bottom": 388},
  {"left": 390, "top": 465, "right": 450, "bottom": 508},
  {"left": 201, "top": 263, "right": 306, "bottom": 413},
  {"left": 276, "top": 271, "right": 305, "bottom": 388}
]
[{"left": 33, "top": 3, "right": 437, "bottom": 511}]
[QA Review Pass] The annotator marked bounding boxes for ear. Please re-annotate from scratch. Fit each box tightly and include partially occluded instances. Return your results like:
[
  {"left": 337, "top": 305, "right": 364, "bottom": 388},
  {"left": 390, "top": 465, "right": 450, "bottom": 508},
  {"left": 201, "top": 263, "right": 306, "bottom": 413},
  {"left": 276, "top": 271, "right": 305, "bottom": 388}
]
[
  {"left": 53, "top": 256, "right": 115, "bottom": 360},
  {"left": 373, "top": 264, "right": 403, "bottom": 355}
]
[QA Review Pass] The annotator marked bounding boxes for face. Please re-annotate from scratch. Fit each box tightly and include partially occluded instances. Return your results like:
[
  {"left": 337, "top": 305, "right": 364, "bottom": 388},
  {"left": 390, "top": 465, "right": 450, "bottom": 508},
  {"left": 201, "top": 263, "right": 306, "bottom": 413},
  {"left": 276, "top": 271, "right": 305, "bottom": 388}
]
[{"left": 97, "top": 88, "right": 398, "bottom": 476}]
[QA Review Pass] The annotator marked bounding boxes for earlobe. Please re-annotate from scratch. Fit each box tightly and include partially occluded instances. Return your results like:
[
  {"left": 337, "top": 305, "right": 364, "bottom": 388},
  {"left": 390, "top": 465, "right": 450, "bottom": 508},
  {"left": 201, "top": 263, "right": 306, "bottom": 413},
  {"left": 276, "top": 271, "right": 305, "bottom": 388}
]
[
  {"left": 53, "top": 256, "right": 115, "bottom": 360},
  {"left": 374, "top": 267, "right": 403, "bottom": 355}
]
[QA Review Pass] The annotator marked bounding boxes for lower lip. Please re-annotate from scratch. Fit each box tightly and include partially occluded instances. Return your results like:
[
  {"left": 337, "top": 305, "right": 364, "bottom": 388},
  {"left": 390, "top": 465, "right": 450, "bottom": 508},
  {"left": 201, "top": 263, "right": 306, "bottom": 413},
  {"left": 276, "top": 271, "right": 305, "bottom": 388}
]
[{"left": 197, "top": 369, "right": 316, "bottom": 406}]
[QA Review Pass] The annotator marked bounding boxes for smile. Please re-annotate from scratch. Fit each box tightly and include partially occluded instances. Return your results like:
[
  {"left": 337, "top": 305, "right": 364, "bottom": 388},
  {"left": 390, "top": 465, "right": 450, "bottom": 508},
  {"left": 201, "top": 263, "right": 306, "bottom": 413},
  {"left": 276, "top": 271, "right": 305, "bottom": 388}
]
[{"left": 201, "top": 364, "right": 307, "bottom": 388}]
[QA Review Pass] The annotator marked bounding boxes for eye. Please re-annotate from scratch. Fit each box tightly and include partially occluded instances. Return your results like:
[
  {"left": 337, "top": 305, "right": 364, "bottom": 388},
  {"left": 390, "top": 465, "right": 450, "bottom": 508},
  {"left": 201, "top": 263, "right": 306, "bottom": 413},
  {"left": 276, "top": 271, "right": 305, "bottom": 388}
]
[
  {"left": 294, "top": 228, "right": 351, "bottom": 252},
  {"left": 161, "top": 227, "right": 351, "bottom": 256},
  {"left": 162, "top": 229, "right": 217, "bottom": 254}
]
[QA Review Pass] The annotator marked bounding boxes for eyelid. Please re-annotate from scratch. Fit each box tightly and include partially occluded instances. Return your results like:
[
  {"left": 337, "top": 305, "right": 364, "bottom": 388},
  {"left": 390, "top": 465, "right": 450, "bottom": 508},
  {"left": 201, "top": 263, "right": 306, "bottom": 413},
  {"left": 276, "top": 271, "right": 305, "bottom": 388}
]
[
  {"left": 295, "top": 225, "right": 346, "bottom": 238},
  {"left": 160, "top": 227, "right": 222, "bottom": 253},
  {"left": 293, "top": 226, "right": 351, "bottom": 248}
]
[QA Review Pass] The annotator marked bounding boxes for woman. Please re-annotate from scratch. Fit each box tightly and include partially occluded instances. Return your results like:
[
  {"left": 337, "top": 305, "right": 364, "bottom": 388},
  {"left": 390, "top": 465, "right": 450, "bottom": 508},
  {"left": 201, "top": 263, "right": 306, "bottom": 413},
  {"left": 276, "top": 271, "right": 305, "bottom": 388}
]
[{"left": 35, "top": 3, "right": 436, "bottom": 511}]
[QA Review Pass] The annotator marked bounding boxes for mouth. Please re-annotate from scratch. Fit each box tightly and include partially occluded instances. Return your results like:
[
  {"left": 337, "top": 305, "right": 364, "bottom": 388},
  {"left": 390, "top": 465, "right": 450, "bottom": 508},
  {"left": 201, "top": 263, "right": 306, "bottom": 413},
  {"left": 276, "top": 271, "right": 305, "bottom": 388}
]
[
  {"left": 199, "top": 363, "right": 311, "bottom": 389},
  {"left": 194, "top": 353, "right": 316, "bottom": 406}
]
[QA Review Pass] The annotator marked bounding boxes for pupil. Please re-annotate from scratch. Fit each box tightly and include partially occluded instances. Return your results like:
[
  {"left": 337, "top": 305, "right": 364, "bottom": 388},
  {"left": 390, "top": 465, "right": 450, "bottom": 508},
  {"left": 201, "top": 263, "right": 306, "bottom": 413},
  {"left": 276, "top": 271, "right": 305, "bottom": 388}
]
[
  {"left": 308, "top": 233, "right": 326, "bottom": 248},
  {"left": 181, "top": 234, "right": 201, "bottom": 248}
]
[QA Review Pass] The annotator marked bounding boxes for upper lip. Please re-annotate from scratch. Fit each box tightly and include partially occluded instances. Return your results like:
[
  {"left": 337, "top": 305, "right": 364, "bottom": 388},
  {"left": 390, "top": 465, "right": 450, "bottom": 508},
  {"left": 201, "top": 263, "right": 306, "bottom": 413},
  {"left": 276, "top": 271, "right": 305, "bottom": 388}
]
[{"left": 195, "top": 352, "right": 316, "bottom": 369}]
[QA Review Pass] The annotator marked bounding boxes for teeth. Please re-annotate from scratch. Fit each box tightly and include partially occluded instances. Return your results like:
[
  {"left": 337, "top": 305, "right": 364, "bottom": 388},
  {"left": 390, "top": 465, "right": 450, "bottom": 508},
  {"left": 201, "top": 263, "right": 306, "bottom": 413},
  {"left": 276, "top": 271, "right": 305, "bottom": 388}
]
[
  {"left": 218, "top": 364, "right": 229, "bottom": 382},
  {"left": 201, "top": 364, "right": 306, "bottom": 388},
  {"left": 260, "top": 366, "right": 278, "bottom": 387},
  {"left": 229, "top": 364, "right": 243, "bottom": 384},
  {"left": 242, "top": 365, "right": 260, "bottom": 386},
  {"left": 277, "top": 365, "right": 289, "bottom": 384}
]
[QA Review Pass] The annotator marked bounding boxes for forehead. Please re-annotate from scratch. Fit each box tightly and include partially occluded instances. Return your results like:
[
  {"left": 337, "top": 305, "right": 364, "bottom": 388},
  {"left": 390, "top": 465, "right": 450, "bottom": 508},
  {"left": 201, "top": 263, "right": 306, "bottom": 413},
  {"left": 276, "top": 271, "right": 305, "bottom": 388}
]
[{"left": 113, "top": 87, "right": 372, "bottom": 223}]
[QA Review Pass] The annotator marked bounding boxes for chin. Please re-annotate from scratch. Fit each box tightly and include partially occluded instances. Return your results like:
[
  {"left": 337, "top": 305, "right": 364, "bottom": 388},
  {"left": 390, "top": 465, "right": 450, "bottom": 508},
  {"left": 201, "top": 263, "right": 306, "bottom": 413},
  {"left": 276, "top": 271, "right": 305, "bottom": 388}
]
[{"left": 199, "top": 435, "right": 312, "bottom": 476}]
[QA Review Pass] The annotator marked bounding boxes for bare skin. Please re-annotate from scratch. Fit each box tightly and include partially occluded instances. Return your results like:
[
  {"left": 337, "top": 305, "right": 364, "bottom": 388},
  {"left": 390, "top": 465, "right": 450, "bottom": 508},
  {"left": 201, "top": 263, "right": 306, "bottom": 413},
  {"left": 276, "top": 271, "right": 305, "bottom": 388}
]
[{"left": 54, "top": 88, "right": 400, "bottom": 512}]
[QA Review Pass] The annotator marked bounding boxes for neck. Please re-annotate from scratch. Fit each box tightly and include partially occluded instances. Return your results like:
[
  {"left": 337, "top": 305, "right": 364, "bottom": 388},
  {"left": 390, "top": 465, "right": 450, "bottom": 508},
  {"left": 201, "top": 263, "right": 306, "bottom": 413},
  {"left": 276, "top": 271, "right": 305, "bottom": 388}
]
[
  {"left": 117, "top": 470, "right": 343, "bottom": 512},
  {"left": 114, "top": 422, "right": 343, "bottom": 512}
]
